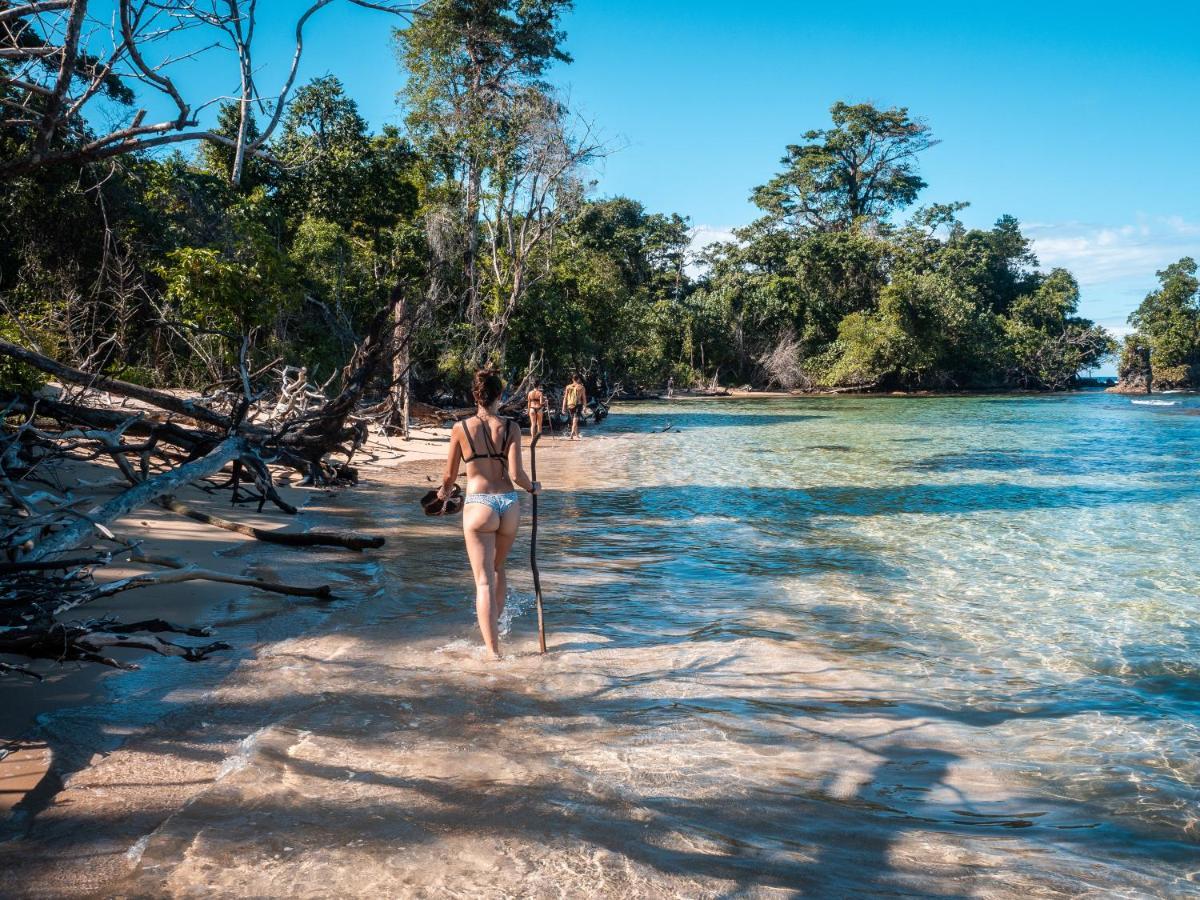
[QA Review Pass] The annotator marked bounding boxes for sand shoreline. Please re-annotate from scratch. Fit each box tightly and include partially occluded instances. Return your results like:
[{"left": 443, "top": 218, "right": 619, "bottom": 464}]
[{"left": 0, "top": 423, "right": 573, "bottom": 895}]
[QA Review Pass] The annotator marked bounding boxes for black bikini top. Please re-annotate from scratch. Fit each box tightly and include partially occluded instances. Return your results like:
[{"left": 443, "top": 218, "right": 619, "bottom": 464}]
[{"left": 460, "top": 415, "right": 514, "bottom": 465}]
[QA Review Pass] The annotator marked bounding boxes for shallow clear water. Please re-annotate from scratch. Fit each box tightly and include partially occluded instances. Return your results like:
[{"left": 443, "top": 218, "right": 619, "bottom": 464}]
[{"left": 22, "top": 392, "right": 1200, "bottom": 897}]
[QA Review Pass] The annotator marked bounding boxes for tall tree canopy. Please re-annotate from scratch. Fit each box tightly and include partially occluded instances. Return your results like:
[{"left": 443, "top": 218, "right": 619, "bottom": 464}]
[
  {"left": 397, "top": 0, "right": 578, "bottom": 364},
  {"left": 751, "top": 102, "right": 937, "bottom": 232}
]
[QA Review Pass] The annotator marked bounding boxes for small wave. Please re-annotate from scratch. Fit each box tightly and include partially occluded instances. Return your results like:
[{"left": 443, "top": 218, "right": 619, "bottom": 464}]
[
  {"left": 498, "top": 591, "right": 534, "bottom": 637},
  {"left": 432, "top": 592, "right": 533, "bottom": 652},
  {"left": 216, "top": 725, "right": 269, "bottom": 778},
  {"left": 1131, "top": 399, "right": 1178, "bottom": 406},
  {"left": 434, "top": 638, "right": 476, "bottom": 654}
]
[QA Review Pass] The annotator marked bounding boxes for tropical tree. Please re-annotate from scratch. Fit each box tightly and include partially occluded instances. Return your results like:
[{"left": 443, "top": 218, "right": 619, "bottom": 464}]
[
  {"left": 750, "top": 101, "right": 937, "bottom": 233},
  {"left": 1127, "top": 257, "right": 1200, "bottom": 387},
  {"left": 396, "top": 0, "right": 574, "bottom": 356},
  {"left": 1004, "top": 269, "right": 1113, "bottom": 390}
]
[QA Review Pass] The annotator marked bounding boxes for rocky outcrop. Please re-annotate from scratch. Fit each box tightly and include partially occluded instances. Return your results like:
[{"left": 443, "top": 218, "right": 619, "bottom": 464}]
[{"left": 1108, "top": 338, "right": 1153, "bottom": 394}]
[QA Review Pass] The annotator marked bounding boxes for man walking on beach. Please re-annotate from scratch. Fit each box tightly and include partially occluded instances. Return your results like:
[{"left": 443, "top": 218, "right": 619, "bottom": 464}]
[
  {"left": 527, "top": 380, "right": 546, "bottom": 438},
  {"left": 562, "top": 373, "right": 587, "bottom": 441},
  {"left": 667, "top": 375, "right": 675, "bottom": 399}
]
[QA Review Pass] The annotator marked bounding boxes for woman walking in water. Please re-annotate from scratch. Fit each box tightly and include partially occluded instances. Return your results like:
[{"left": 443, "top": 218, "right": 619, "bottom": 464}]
[
  {"left": 527, "top": 379, "right": 546, "bottom": 438},
  {"left": 438, "top": 369, "right": 541, "bottom": 658}
]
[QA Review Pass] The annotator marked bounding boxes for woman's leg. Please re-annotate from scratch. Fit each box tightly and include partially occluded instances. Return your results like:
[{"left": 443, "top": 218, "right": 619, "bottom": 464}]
[
  {"left": 492, "top": 503, "right": 521, "bottom": 631},
  {"left": 463, "top": 504, "right": 501, "bottom": 656}
]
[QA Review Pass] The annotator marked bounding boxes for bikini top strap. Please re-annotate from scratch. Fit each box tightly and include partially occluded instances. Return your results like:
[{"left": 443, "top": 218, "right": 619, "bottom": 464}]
[
  {"left": 460, "top": 416, "right": 481, "bottom": 461},
  {"left": 478, "top": 416, "right": 509, "bottom": 461}
]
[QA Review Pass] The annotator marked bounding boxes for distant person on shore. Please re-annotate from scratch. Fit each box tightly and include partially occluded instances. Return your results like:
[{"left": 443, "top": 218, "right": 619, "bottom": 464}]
[
  {"left": 562, "top": 373, "right": 587, "bottom": 441},
  {"left": 667, "top": 375, "right": 675, "bottom": 399},
  {"left": 438, "top": 369, "right": 540, "bottom": 658},
  {"left": 527, "top": 380, "right": 546, "bottom": 438}
]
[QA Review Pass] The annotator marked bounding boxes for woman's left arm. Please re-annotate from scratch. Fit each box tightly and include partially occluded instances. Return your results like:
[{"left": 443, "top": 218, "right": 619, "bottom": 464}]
[{"left": 508, "top": 427, "right": 540, "bottom": 494}]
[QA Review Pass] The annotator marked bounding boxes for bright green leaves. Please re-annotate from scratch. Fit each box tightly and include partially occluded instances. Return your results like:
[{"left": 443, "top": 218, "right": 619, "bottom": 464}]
[
  {"left": 1127, "top": 257, "right": 1200, "bottom": 386},
  {"left": 752, "top": 102, "right": 936, "bottom": 233}
]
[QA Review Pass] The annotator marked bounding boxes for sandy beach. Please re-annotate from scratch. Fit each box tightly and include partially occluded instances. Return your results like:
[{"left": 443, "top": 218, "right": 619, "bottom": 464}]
[{"left": 0, "top": 425, "right": 460, "bottom": 868}]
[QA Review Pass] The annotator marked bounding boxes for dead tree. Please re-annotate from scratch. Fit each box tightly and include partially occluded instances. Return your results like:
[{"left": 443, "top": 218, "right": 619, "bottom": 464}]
[
  {"left": 0, "top": 0, "right": 427, "bottom": 180},
  {"left": 0, "top": 292, "right": 408, "bottom": 674}
]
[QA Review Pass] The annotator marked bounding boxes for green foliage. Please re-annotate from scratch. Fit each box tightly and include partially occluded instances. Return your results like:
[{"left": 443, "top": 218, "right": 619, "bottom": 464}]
[
  {"left": 1127, "top": 257, "right": 1200, "bottom": 386},
  {"left": 504, "top": 197, "right": 694, "bottom": 387},
  {"left": 1003, "top": 270, "right": 1113, "bottom": 389},
  {"left": 0, "top": 317, "right": 48, "bottom": 393},
  {"left": 2, "top": 41, "right": 1130, "bottom": 403},
  {"left": 200, "top": 103, "right": 271, "bottom": 190},
  {"left": 751, "top": 102, "right": 936, "bottom": 232}
]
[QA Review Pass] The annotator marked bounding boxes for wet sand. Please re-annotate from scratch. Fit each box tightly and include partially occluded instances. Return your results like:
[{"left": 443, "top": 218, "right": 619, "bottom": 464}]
[{"left": 0, "top": 425, "right": 580, "bottom": 896}]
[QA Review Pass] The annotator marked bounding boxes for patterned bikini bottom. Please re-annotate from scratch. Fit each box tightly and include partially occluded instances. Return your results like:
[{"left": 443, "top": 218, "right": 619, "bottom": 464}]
[{"left": 464, "top": 491, "right": 520, "bottom": 514}]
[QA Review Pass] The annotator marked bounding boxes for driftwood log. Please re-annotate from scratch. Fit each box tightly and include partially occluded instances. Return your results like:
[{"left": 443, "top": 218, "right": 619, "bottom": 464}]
[
  {"left": 0, "top": 295, "right": 405, "bottom": 674},
  {"left": 19, "top": 436, "right": 249, "bottom": 563},
  {"left": 159, "top": 497, "right": 383, "bottom": 551}
]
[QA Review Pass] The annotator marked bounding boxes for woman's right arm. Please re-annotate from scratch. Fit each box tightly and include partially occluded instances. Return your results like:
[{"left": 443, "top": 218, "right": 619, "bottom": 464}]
[
  {"left": 438, "top": 424, "right": 461, "bottom": 498},
  {"left": 507, "top": 429, "right": 539, "bottom": 494}
]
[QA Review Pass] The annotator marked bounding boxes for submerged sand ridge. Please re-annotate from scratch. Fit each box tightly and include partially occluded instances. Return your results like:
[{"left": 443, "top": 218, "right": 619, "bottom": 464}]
[{"left": 3, "top": 398, "right": 1200, "bottom": 897}]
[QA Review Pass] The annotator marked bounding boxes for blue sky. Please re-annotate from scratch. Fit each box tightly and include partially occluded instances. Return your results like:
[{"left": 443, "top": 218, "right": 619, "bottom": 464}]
[{"left": 97, "top": 0, "right": 1200, "bottom": 341}]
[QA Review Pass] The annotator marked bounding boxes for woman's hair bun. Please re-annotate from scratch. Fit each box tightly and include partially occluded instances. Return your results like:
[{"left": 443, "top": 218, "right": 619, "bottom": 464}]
[{"left": 472, "top": 368, "right": 504, "bottom": 407}]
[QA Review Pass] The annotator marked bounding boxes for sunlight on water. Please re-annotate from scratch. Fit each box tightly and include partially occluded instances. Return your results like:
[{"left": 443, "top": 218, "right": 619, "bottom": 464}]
[{"left": 110, "top": 392, "right": 1200, "bottom": 897}]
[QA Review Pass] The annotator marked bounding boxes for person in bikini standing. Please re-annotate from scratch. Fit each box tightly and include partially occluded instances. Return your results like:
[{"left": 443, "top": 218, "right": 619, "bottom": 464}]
[
  {"left": 561, "top": 373, "right": 587, "bottom": 441},
  {"left": 527, "top": 380, "right": 546, "bottom": 439},
  {"left": 438, "top": 369, "right": 540, "bottom": 658}
]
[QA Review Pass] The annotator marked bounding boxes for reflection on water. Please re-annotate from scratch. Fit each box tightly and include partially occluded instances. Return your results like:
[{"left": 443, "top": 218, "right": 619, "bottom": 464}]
[{"left": 27, "top": 393, "right": 1200, "bottom": 895}]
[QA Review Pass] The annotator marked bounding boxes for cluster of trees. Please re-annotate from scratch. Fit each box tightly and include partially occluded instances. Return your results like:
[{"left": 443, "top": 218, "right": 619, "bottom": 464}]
[
  {"left": 1118, "top": 257, "right": 1200, "bottom": 391},
  {"left": 0, "top": 0, "right": 697, "bottom": 403},
  {"left": 680, "top": 103, "right": 1115, "bottom": 391},
  {"left": 0, "top": 0, "right": 1149, "bottom": 402}
]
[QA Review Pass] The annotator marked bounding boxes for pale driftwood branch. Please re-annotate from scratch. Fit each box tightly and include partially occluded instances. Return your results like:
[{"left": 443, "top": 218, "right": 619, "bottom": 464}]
[
  {"left": 0, "top": 2, "right": 73, "bottom": 25},
  {"left": 20, "top": 435, "right": 248, "bottom": 562},
  {"left": 90, "top": 564, "right": 335, "bottom": 601},
  {"left": 1, "top": 0, "right": 426, "bottom": 176},
  {"left": 0, "top": 339, "right": 232, "bottom": 428},
  {"left": 159, "top": 496, "right": 383, "bottom": 551},
  {"left": 0, "top": 623, "right": 230, "bottom": 670},
  {"left": 0, "top": 660, "right": 44, "bottom": 680}
]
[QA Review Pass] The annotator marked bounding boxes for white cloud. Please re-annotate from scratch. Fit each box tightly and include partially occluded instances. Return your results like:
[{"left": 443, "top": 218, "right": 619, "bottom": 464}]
[
  {"left": 688, "top": 224, "right": 737, "bottom": 254},
  {"left": 1026, "top": 215, "right": 1198, "bottom": 289},
  {"left": 686, "top": 224, "right": 738, "bottom": 276},
  {"left": 1097, "top": 320, "right": 1135, "bottom": 339}
]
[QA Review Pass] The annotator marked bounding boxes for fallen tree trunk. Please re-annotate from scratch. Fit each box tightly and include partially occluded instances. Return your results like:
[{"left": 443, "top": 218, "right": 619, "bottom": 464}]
[
  {"left": 19, "top": 436, "right": 248, "bottom": 562},
  {"left": 0, "top": 619, "right": 231, "bottom": 671},
  {"left": 90, "top": 564, "right": 335, "bottom": 602},
  {"left": 0, "top": 340, "right": 233, "bottom": 429},
  {"left": 159, "top": 496, "right": 384, "bottom": 551},
  {"left": 2, "top": 395, "right": 216, "bottom": 456}
]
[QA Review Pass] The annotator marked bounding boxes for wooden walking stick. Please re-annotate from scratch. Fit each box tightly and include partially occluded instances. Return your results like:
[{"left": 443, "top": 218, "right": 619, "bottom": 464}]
[{"left": 529, "top": 431, "right": 547, "bottom": 653}]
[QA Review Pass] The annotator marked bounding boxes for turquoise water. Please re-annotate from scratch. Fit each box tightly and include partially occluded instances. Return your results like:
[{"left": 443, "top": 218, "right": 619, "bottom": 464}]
[
  {"left": 506, "top": 391, "right": 1200, "bottom": 892},
  {"left": 43, "top": 391, "right": 1198, "bottom": 896}
]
